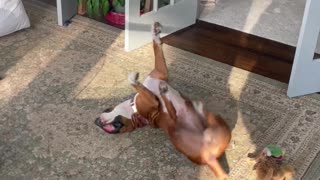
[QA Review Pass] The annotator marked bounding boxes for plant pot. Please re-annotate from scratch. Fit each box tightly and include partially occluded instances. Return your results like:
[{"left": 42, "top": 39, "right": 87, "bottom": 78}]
[
  {"left": 77, "top": 0, "right": 86, "bottom": 15},
  {"left": 105, "top": 10, "right": 144, "bottom": 28},
  {"left": 105, "top": 11, "right": 125, "bottom": 27}
]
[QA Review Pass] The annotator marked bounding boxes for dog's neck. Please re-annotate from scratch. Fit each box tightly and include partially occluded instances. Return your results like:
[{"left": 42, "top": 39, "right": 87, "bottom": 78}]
[{"left": 129, "top": 93, "right": 139, "bottom": 113}]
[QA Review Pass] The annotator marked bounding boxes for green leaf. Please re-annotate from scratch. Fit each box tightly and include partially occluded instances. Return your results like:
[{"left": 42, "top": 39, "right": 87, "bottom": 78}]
[
  {"left": 93, "top": 0, "right": 100, "bottom": 16},
  {"left": 112, "top": 0, "right": 118, "bottom": 7},
  {"left": 102, "top": 1, "right": 109, "bottom": 16},
  {"left": 118, "top": 0, "right": 125, "bottom": 7},
  {"left": 77, "top": 0, "right": 82, "bottom": 4},
  {"left": 86, "top": 0, "right": 93, "bottom": 17}
]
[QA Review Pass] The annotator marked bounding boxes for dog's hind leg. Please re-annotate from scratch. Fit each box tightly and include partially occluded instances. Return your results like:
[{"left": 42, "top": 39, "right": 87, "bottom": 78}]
[
  {"left": 149, "top": 22, "right": 168, "bottom": 82},
  {"left": 159, "top": 81, "right": 177, "bottom": 120},
  {"left": 204, "top": 155, "right": 229, "bottom": 180}
]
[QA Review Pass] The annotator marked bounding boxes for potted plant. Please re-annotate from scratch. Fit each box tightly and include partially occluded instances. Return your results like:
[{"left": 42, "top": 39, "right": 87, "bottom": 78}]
[{"left": 85, "top": 0, "right": 110, "bottom": 19}]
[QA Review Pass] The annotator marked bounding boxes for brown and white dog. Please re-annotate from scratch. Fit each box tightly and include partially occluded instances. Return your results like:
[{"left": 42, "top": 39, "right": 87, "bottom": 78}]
[{"left": 95, "top": 22, "right": 231, "bottom": 179}]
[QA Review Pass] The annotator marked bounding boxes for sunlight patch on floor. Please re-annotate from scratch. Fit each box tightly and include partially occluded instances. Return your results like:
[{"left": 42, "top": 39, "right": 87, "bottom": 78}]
[
  {"left": 70, "top": 57, "right": 129, "bottom": 100},
  {"left": 71, "top": 34, "right": 155, "bottom": 100},
  {"left": 227, "top": 67, "right": 251, "bottom": 100},
  {"left": 242, "top": 0, "right": 273, "bottom": 33},
  {"left": 0, "top": 31, "right": 82, "bottom": 103},
  {"left": 0, "top": 43, "right": 58, "bottom": 102}
]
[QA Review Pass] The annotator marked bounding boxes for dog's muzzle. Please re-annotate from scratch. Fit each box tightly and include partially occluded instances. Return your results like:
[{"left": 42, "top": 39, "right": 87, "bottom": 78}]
[{"left": 95, "top": 116, "right": 124, "bottom": 134}]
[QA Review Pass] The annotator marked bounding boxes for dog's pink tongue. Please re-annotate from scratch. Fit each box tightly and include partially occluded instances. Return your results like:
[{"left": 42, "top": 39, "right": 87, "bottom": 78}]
[{"left": 103, "top": 124, "right": 115, "bottom": 133}]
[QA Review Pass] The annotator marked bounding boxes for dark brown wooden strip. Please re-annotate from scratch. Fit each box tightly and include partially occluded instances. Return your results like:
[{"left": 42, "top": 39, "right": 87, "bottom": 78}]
[
  {"left": 38, "top": 0, "right": 56, "bottom": 7},
  {"left": 194, "top": 21, "right": 297, "bottom": 63},
  {"left": 163, "top": 20, "right": 294, "bottom": 83}
]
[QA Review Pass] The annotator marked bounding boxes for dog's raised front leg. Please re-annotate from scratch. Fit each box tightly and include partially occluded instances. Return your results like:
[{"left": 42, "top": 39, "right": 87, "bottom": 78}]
[{"left": 149, "top": 22, "right": 168, "bottom": 81}]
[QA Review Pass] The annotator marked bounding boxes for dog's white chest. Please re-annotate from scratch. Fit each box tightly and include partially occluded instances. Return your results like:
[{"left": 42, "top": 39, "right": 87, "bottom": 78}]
[{"left": 143, "top": 76, "right": 186, "bottom": 114}]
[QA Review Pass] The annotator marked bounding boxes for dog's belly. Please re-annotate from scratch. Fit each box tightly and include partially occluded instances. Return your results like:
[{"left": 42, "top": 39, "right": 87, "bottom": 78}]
[
  {"left": 143, "top": 76, "right": 205, "bottom": 132},
  {"left": 143, "top": 76, "right": 186, "bottom": 115}
]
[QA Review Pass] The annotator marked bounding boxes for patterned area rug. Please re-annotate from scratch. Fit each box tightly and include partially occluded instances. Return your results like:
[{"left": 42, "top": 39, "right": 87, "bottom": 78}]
[{"left": 1, "top": 0, "right": 320, "bottom": 179}]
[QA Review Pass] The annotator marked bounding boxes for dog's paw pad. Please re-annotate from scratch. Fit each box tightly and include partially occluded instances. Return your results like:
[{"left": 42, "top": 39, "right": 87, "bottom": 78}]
[
  {"left": 159, "top": 81, "right": 168, "bottom": 95},
  {"left": 153, "top": 22, "right": 162, "bottom": 35},
  {"left": 128, "top": 72, "right": 139, "bottom": 85}
]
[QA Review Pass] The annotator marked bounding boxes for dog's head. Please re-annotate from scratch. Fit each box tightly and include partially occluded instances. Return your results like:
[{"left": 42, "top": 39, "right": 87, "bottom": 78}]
[{"left": 95, "top": 108, "right": 135, "bottom": 134}]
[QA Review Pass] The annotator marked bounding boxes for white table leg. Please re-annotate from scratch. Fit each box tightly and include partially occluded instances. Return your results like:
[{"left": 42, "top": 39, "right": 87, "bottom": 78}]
[{"left": 287, "top": 0, "right": 320, "bottom": 97}]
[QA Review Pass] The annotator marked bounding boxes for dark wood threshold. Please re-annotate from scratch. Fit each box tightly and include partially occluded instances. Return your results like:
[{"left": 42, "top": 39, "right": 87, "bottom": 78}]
[
  {"left": 163, "top": 20, "right": 298, "bottom": 83},
  {"left": 37, "top": 0, "right": 56, "bottom": 7}
]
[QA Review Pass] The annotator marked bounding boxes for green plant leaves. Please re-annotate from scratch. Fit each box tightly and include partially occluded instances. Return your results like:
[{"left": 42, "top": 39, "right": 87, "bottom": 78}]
[
  {"left": 86, "top": 0, "right": 93, "bottom": 17},
  {"left": 102, "top": 0, "right": 109, "bottom": 16},
  {"left": 112, "top": 0, "right": 124, "bottom": 8},
  {"left": 93, "top": 0, "right": 100, "bottom": 17},
  {"left": 118, "top": 0, "right": 125, "bottom": 7},
  {"left": 86, "top": 0, "right": 110, "bottom": 17},
  {"left": 112, "top": 0, "right": 118, "bottom": 8},
  {"left": 85, "top": 0, "right": 145, "bottom": 18}
]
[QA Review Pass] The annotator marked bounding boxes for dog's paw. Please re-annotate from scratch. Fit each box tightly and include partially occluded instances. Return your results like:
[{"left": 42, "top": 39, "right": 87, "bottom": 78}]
[
  {"left": 153, "top": 22, "right": 162, "bottom": 35},
  {"left": 192, "top": 101, "right": 205, "bottom": 117},
  {"left": 152, "top": 22, "right": 162, "bottom": 44},
  {"left": 128, "top": 72, "right": 140, "bottom": 85},
  {"left": 159, "top": 81, "right": 168, "bottom": 95}
]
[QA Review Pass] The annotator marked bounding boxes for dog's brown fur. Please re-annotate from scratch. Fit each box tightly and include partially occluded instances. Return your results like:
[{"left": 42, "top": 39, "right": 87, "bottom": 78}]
[{"left": 248, "top": 151, "right": 295, "bottom": 180}]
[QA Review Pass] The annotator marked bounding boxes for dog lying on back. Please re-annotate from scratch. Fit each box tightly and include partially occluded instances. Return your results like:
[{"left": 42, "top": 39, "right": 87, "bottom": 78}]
[{"left": 95, "top": 22, "right": 231, "bottom": 179}]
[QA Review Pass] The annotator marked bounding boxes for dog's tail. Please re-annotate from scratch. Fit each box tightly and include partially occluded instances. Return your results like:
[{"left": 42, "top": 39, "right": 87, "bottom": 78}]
[{"left": 281, "top": 165, "right": 295, "bottom": 180}]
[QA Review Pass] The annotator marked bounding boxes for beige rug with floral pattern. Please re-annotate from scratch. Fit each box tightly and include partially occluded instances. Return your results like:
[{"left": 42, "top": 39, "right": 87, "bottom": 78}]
[{"left": 1, "top": 0, "right": 320, "bottom": 179}]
